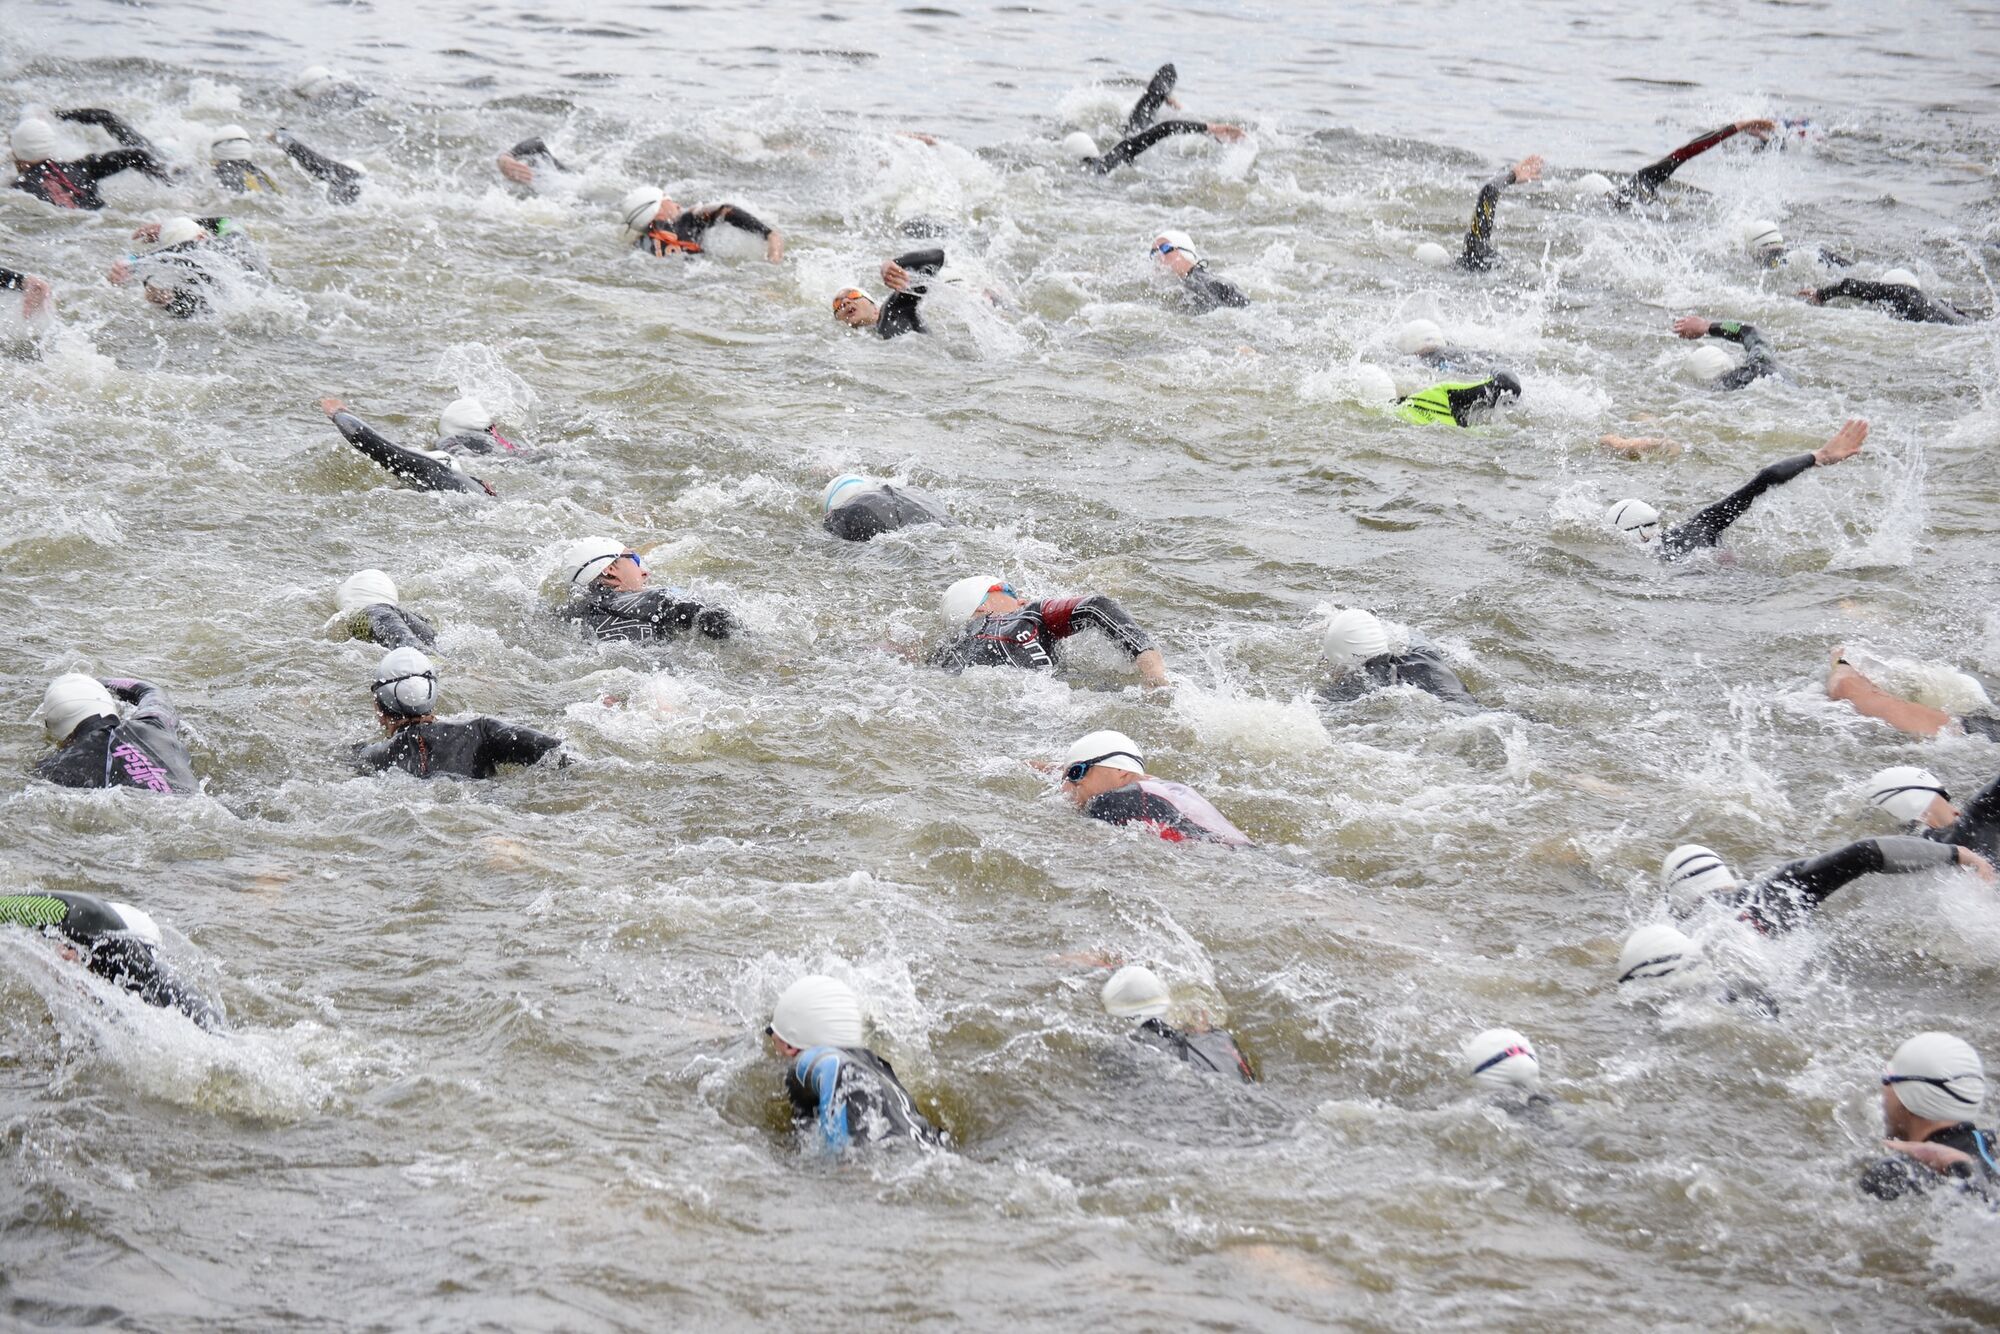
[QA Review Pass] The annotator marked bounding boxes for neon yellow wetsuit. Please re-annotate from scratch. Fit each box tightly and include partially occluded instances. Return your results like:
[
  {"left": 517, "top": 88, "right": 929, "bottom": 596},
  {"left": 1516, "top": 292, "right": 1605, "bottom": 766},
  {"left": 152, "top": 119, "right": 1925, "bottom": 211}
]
[{"left": 1394, "top": 372, "right": 1520, "bottom": 426}]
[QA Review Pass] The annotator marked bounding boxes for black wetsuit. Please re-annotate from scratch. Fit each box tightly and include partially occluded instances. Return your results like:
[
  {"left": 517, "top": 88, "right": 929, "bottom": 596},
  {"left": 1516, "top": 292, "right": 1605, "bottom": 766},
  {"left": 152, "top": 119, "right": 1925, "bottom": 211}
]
[
  {"left": 1459, "top": 164, "right": 1531, "bottom": 271},
  {"left": 1125, "top": 63, "right": 1178, "bottom": 134},
  {"left": 1959, "top": 716, "right": 2000, "bottom": 743},
  {"left": 635, "top": 205, "right": 774, "bottom": 257},
  {"left": 0, "top": 891, "right": 221, "bottom": 1029},
  {"left": 506, "top": 136, "right": 566, "bottom": 175},
  {"left": 1083, "top": 121, "right": 1214, "bottom": 174},
  {"left": 1609, "top": 123, "right": 1753, "bottom": 209},
  {"left": 1318, "top": 647, "right": 1476, "bottom": 707},
  {"left": 1083, "top": 779, "right": 1252, "bottom": 846},
  {"left": 559, "top": 585, "right": 738, "bottom": 646},
  {"left": 135, "top": 219, "right": 263, "bottom": 320},
  {"left": 1809, "top": 278, "right": 1976, "bottom": 326},
  {"left": 1394, "top": 372, "right": 1521, "bottom": 427},
  {"left": 1132, "top": 1018, "right": 1256, "bottom": 1082},
  {"left": 1694, "top": 320, "right": 1780, "bottom": 391},
  {"left": 326, "top": 410, "right": 495, "bottom": 496},
  {"left": 272, "top": 129, "right": 361, "bottom": 204},
  {"left": 433, "top": 428, "right": 534, "bottom": 461},
  {"left": 32, "top": 679, "right": 197, "bottom": 795},
  {"left": 1924, "top": 773, "right": 2000, "bottom": 861},
  {"left": 1860, "top": 1124, "right": 2000, "bottom": 1202},
  {"left": 347, "top": 603, "right": 439, "bottom": 651},
  {"left": 1653, "top": 451, "right": 1817, "bottom": 561},
  {"left": 786, "top": 1045, "right": 945, "bottom": 1152},
  {"left": 213, "top": 157, "right": 282, "bottom": 194},
  {"left": 0, "top": 268, "right": 30, "bottom": 295},
  {"left": 1176, "top": 263, "right": 1249, "bottom": 313},
  {"left": 875, "top": 248, "right": 944, "bottom": 339},
  {"left": 1726, "top": 835, "right": 1960, "bottom": 934},
  {"left": 930, "top": 595, "right": 1153, "bottom": 674},
  {"left": 356, "top": 717, "right": 563, "bottom": 780},
  {"left": 10, "top": 109, "right": 171, "bottom": 210},
  {"left": 823, "top": 484, "right": 951, "bottom": 541}
]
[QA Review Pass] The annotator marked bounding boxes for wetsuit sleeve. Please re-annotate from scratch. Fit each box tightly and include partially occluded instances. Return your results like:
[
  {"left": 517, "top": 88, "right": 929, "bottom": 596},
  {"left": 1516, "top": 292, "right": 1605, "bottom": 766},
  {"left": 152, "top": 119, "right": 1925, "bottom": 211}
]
[
  {"left": 801, "top": 1050, "right": 851, "bottom": 1150},
  {"left": 1038, "top": 596, "right": 1154, "bottom": 657},
  {"left": 475, "top": 718, "right": 564, "bottom": 769},
  {"left": 1957, "top": 774, "right": 2000, "bottom": 832},
  {"left": 1458, "top": 168, "right": 1518, "bottom": 271},
  {"left": 927, "top": 633, "right": 970, "bottom": 673},
  {"left": 364, "top": 605, "right": 439, "bottom": 650},
  {"left": 875, "top": 250, "right": 944, "bottom": 340},
  {"left": 0, "top": 269, "right": 22, "bottom": 291},
  {"left": 1659, "top": 452, "right": 1815, "bottom": 558},
  {"left": 1124, "top": 62, "right": 1178, "bottom": 134},
  {"left": 328, "top": 410, "right": 477, "bottom": 494},
  {"left": 658, "top": 595, "right": 737, "bottom": 639},
  {"left": 1810, "top": 278, "right": 1961, "bottom": 324},
  {"left": 1094, "top": 120, "right": 1210, "bottom": 172},
  {"left": 1706, "top": 320, "right": 1778, "bottom": 391},
  {"left": 0, "top": 894, "right": 74, "bottom": 931},
  {"left": 79, "top": 147, "right": 172, "bottom": 187},
  {"left": 697, "top": 205, "right": 773, "bottom": 239},
  {"left": 894, "top": 248, "right": 945, "bottom": 278},
  {"left": 1180, "top": 266, "right": 1249, "bottom": 312},
  {"left": 59, "top": 108, "right": 155, "bottom": 150},
  {"left": 274, "top": 132, "right": 362, "bottom": 203},
  {"left": 1622, "top": 123, "right": 1742, "bottom": 201},
  {"left": 507, "top": 137, "right": 566, "bottom": 170},
  {"left": 100, "top": 678, "right": 179, "bottom": 729}
]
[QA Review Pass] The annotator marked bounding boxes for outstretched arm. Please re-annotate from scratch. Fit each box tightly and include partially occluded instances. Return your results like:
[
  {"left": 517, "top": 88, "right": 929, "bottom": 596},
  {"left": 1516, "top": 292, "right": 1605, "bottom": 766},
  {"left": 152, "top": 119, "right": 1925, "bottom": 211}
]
[
  {"left": 477, "top": 718, "right": 566, "bottom": 768},
  {"left": 272, "top": 130, "right": 362, "bottom": 203},
  {"left": 320, "top": 398, "right": 474, "bottom": 493},
  {"left": 58, "top": 107, "right": 156, "bottom": 151},
  {"left": 1459, "top": 155, "right": 1542, "bottom": 271},
  {"left": 1623, "top": 119, "right": 1776, "bottom": 201},
  {"left": 100, "top": 677, "right": 178, "bottom": 729},
  {"left": 1094, "top": 119, "right": 1233, "bottom": 172},
  {"left": 1660, "top": 420, "right": 1865, "bottom": 557}
]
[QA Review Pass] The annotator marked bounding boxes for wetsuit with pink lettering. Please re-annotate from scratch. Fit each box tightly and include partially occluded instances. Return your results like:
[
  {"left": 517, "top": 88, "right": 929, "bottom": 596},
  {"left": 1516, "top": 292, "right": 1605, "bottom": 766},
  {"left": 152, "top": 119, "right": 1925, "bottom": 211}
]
[{"left": 32, "top": 679, "right": 197, "bottom": 794}]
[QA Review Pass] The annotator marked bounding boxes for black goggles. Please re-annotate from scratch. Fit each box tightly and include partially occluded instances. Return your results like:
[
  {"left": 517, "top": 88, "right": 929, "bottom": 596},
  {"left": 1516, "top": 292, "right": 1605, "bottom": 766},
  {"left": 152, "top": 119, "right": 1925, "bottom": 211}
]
[
  {"left": 1882, "top": 1073, "right": 1978, "bottom": 1104},
  {"left": 1472, "top": 1045, "right": 1533, "bottom": 1077},
  {"left": 1063, "top": 751, "right": 1141, "bottom": 783}
]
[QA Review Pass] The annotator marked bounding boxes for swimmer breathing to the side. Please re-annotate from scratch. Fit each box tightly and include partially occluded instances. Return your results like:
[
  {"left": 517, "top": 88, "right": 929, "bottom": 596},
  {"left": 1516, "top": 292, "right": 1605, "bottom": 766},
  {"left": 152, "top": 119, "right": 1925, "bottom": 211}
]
[
  {"left": 1826, "top": 648, "right": 2000, "bottom": 743},
  {"left": 553, "top": 536, "right": 739, "bottom": 646},
  {"left": 1573, "top": 118, "right": 1779, "bottom": 209},
  {"left": 832, "top": 249, "right": 946, "bottom": 339},
  {"left": 1671, "top": 314, "right": 1781, "bottom": 390},
  {"left": 1856, "top": 764, "right": 2000, "bottom": 863},
  {"left": 1151, "top": 230, "right": 1248, "bottom": 313},
  {"left": 1057, "top": 729, "right": 1251, "bottom": 847},
  {"left": 618, "top": 186, "right": 784, "bottom": 262},
  {"left": 1394, "top": 372, "right": 1521, "bottom": 427},
  {"left": 9, "top": 109, "right": 172, "bottom": 210},
  {"left": 931, "top": 575, "right": 1170, "bottom": 686},
  {"left": 1100, "top": 964, "right": 1256, "bottom": 1082},
  {"left": 1860, "top": 1033, "right": 2000, "bottom": 1202}
]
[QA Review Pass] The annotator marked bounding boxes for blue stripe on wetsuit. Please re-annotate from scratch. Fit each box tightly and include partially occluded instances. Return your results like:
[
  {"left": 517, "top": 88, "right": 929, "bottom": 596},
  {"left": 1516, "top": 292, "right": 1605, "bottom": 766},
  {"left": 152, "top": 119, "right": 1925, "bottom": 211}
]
[{"left": 796, "top": 1047, "right": 851, "bottom": 1151}]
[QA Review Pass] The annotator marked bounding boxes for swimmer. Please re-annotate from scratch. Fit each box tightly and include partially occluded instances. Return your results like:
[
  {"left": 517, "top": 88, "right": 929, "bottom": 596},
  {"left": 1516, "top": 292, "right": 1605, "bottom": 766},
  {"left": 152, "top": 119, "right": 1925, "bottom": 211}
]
[
  {"left": 1659, "top": 835, "right": 1992, "bottom": 936},
  {"left": 1462, "top": 1027, "right": 1551, "bottom": 1115},
  {"left": 1065, "top": 118, "right": 1245, "bottom": 175},
  {"left": 1826, "top": 648, "right": 2000, "bottom": 742},
  {"left": 10, "top": 109, "right": 172, "bottom": 210},
  {"left": 1575, "top": 118, "right": 1779, "bottom": 209},
  {"left": 1317, "top": 607, "right": 1476, "bottom": 707},
  {"left": 496, "top": 136, "right": 566, "bottom": 188},
  {"left": 618, "top": 186, "right": 784, "bottom": 262},
  {"left": 0, "top": 891, "right": 220, "bottom": 1029},
  {"left": 269, "top": 128, "right": 362, "bottom": 204},
  {"left": 356, "top": 647, "right": 565, "bottom": 780},
  {"left": 32, "top": 674, "right": 197, "bottom": 795},
  {"left": 1671, "top": 314, "right": 1780, "bottom": 390},
  {"left": 0, "top": 267, "right": 54, "bottom": 317},
  {"left": 1151, "top": 230, "right": 1248, "bottom": 313},
  {"left": 209, "top": 125, "right": 280, "bottom": 193},
  {"left": 1389, "top": 320, "right": 1496, "bottom": 375},
  {"left": 1058, "top": 729, "right": 1251, "bottom": 847},
  {"left": 1800, "top": 272, "right": 1982, "bottom": 325},
  {"left": 1859, "top": 1032, "right": 1999, "bottom": 1202},
  {"left": 831, "top": 249, "right": 945, "bottom": 339},
  {"left": 1453, "top": 154, "right": 1544, "bottom": 271},
  {"left": 766, "top": 974, "right": 946, "bottom": 1153},
  {"left": 433, "top": 397, "right": 528, "bottom": 458},
  {"left": 109, "top": 216, "right": 267, "bottom": 319},
  {"left": 334, "top": 570, "right": 437, "bottom": 651},
  {"left": 1614, "top": 922, "right": 1779, "bottom": 1014},
  {"left": 553, "top": 536, "right": 738, "bottom": 645},
  {"left": 1859, "top": 764, "right": 2000, "bottom": 861},
  {"left": 931, "top": 576, "right": 1170, "bottom": 686},
  {"left": 1394, "top": 372, "right": 1521, "bottom": 427},
  {"left": 1604, "top": 418, "right": 1868, "bottom": 562},
  {"left": 1100, "top": 964, "right": 1255, "bottom": 1082},
  {"left": 1736, "top": 219, "right": 1850, "bottom": 272},
  {"left": 317, "top": 398, "right": 497, "bottom": 496},
  {"left": 821, "top": 474, "right": 951, "bottom": 542},
  {"left": 290, "top": 65, "right": 369, "bottom": 108}
]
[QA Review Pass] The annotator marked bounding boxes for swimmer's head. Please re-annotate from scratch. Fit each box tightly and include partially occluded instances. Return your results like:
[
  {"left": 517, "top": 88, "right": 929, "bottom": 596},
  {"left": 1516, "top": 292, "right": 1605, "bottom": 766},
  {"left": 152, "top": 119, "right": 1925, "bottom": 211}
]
[
  {"left": 371, "top": 646, "right": 439, "bottom": 719},
  {"left": 1321, "top": 607, "right": 1392, "bottom": 668},
  {"left": 1152, "top": 229, "right": 1199, "bottom": 276},
  {"left": 1462, "top": 1027, "right": 1540, "bottom": 1093},
  {"left": 1606, "top": 498, "right": 1662, "bottom": 542},
  {"left": 1474, "top": 370, "right": 1522, "bottom": 419},
  {"left": 1739, "top": 218, "right": 1785, "bottom": 259},
  {"left": 559, "top": 536, "right": 642, "bottom": 591},
  {"left": 1684, "top": 344, "right": 1737, "bottom": 383},
  {"left": 1862, "top": 765, "right": 1951, "bottom": 827},
  {"left": 1062, "top": 130, "right": 1100, "bottom": 160},
  {"left": 338, "top": 569, "right": 400, "bottom": 614},
  {"left": 1660, "top": 843, "right": 1738, "bottom": 917},
  {"left": 439, "top": 397, "right": 494, "bottom": 439},
  {"left": 154, "top": 216, "right": 201, "bottom": 250},
  {"left": 618, "top": 185, "right": 666, "bottom": 234},
  {"left": 106, "top": 900, "right": 163, "bottom": 948},
  {"left": 831, "top": 287, "right": 878, "bottom": 328},
  {"left": 1880, "top": 267, "right": 1920, "bottom": 289},
  {"left": 1061, "top": 729, "right": 1145, "bottom": 807},
  {"left": 940, "top": 574, "right": 1012, "bottom": 627},
  {"left": 1883, "top": 1032, "right": 1986, "bottom": 1130},
  {"left": 10, "top": 117, "right": 59, "bottom": 166},
  {"left": 1352, "top": 364, "right": 1398, "bottom": 406},
  {"left": 210, "top": 125, "right": 253, "bottom": 160},
  {"left": 292, "top": 65, "right": 339, "bottom": 98},
  {"left": 1394, "top": 319, "right": 1443, "bottom": 356},
  {"left": 1100, "top": 964, "right": 1171, "bottom": 1019},
  {"left": 38, "top": 673, "right": 117, "bottom": 745},
  {"left": 1616, "top": 922, "right": 1697, "bottom": 985},
  {"left": 1412, "top": 241, "right": 1451, "bottom": 268},
  {"left": 822, "top": 474, "right": 868, "bottom": 513},
  {"left": 1573, "top": 172, "right": 1616, "bottom": 199},
  {"left": 768, "top": 974, "right": 865, "bottom": 1051}
]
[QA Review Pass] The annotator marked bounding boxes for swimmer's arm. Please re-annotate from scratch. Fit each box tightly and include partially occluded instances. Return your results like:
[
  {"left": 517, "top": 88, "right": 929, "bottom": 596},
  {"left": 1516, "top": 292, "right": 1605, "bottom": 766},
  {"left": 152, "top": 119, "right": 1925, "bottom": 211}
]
[
  {"left": 1957, "top": 774, "right": 2000, "bottom": 834},
  {"left": 57, "top": 108, "right": 156, "bottom": 152},
  {"left": 1125, "top": 62, "right": 1178, "bottom": 134},
  {"left": 100, "top": 677, "right": 178, "bottom": 728},
  {"left": 1459, "top": 156, "right": 1542, "bottom": 271},
  {"left": 84, "top": 147, "right": 173, "bottom": 185},
  {"left": 888, "top": 248, "right": 946, "bottom": 285},
  {"left": 365, "top": 604, "right": 438, "bottom": 651},
  {"left": 323, "top": 405, "right": 451, "bottom": 487},
  {"left": 0, "top": 268, "right": 51, "bottom": 315},
  {"left": 478, "top": 718, "right": 565, "bottom": 768},
  {"left": 1097, "top": 119, "right": 1217, "bottom": 171},
  {"left": 272, "top": 131, "right": 358, "bottom": 187},
  {"left": 699, "top": 205, "right": 783, "bottom": 261},
  {"left": 1625, "top": 119, "right": 1774, "bottom": 197},
  {"left": 657, "top": 597, "right": 737, "bottom": 640},
  {"left": 805, "top": 1050, "right": 850, "bottom": 1151},
  {"left": 1044, "top": 596, "right": 1169, "bottom": 685}
]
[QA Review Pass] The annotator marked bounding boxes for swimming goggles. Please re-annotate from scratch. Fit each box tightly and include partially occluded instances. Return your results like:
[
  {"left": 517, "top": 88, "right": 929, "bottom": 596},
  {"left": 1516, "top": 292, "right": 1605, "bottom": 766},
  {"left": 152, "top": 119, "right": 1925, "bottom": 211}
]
[
  {"left": 1471, "top": 1045, "right": 1534, "bottom": 1077},
  {"left": 1063, "top": 751, "right": 1142, "bottom": 784},
  {"left": 1882, "top": 1073, "right": 1979, "bottom": 1104}
]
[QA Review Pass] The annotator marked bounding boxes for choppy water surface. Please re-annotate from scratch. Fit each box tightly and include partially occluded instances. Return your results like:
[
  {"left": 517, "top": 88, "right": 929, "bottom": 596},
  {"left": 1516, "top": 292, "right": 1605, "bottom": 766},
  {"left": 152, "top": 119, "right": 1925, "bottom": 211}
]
[{"left": 4, "top": 0, "right": 2000, "bottom": 1326}]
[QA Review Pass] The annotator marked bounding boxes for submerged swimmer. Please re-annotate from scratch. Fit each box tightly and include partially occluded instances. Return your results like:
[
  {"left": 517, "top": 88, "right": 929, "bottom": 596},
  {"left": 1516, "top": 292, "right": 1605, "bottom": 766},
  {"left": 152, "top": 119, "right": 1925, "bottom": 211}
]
[
  {"left": 1462, "top": 1027, "right": 1550, "bottom": 1113},
  {"left": 1101, "top": 964, "right": 1256, "bottom": 1082},
  {"left": 1858, "top": 764, "right": 2000, "bottom": 861},
  {"left": 1389, "top": 319, "right": 1495, "bottom": 375},
  {"left": 553, "top": 536, "right": 738, "bottom": 646},
  {"left": 433, "top": 396, "right": 528, "bottom": 458},
  {"left": 9, "top": 109, "right": 172, "bottom": 210},
  {"left": 767, "top": 974, "right": 946, "bottom": 1154},
  {"left": 1429, "top": 154, "right": 1544, "bottom": 271},
  {"left": 618, "top": 186, "right": 784, "bottom": 262},
  {"left": 1151, "top": 230, "right": 1248, "bottom": 313},
  {"left": 1671, "top": 314, "right": 1781, "bottom": 390},
  {"left": 0, "top": 267, "right": 54, "bottom": 317},
  {"left": 1826, "top": 648, "right": 2000, "bottom": 742},
  {"left": 32, "top": 674, "right": 197, "bottom": 795},
  {"left": 1736, "top": 219, "right": 1850, "bottom": 273},
  {"left": 1058, "top": 729, "right": 1251, "bottom": 847},
  {"left": 1800, "top": 271, "right": 1983, "bottom": 325},
  {"left": 0, "top": 891, "right": 220, "bottom": 1029},
  {"left": 317, "top": 398, "right": 496, "bottom": 496},
  {"left": 1613, "top": 922, "right": 1778, "bottom": 1015},
  {"left": 109, "top": 216, "right": 267, "bottom": 320},
  {"left": 930, "top": 575, "right": 1170, "bottom": 687},
  {"left": 1317, "top": 607, "right": 1476, "bottom": 707},
  {"left": 1659, "top": 835, "right": 1992, "bottom": 936},
  {"left": 1604, "top": 418, "right": 1868, "bottom": 562},
  {"left": 356, "top": 647, "right": 565, "bottom": 780},
  {"left": 820, "top": 474, "right": 951, "bottom": 542},
  {"left": 291, "top": 65, "right": 370, "bottom": 108},
  {"left": 209, "top": 125, "right": 281, "bottom": 194},
  {"left": 832, "top": 248, "right": 945, "bottom": 339},
  {"left": 1860, "top": 1032, "right": 2000, "bottom": 1202},
  {"left": 334, "top": 569, "right": 437, "bottom": 651},
  {"left": 1394, "top": 371, "right": 1521, "bottom": 427},
  {"left": 1575, "top": 118, "right": 1778, "bottom": 209}
]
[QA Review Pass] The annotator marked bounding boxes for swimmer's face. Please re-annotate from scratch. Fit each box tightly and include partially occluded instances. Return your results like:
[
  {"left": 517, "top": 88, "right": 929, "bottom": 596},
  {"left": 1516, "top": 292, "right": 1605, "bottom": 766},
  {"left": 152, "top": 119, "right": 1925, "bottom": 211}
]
[
  {"left": 657, "top": 197, "right": 682, "bottom": 223},
  {"left": 595, "top": 552, "right": 648, "bottom": 594},
  {"left": 765, "top": 1025, "right": 801, "bottom": 1059},
  {"left": 832, "top": 291, "right": 877, "bottom": 327},
  {"left": 1152, "top": 238, "right": 1196, "bottom": 278},
  {"left": 1061, "top": 761, "right": 1136, "bottom": 808},
  {"left": 1881, "top": 1081, "right": 1915, "bottom": 1139},
  {"left": 1630, "top": 522, "right": 1659, "bottom": 544}
]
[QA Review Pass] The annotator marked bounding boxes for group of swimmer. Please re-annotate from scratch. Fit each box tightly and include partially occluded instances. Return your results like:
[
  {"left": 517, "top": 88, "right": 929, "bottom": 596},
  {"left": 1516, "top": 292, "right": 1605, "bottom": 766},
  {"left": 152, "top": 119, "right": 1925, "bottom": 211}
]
[{"left": 9, "top": 58, "right": 2000, "bottom": 1192}]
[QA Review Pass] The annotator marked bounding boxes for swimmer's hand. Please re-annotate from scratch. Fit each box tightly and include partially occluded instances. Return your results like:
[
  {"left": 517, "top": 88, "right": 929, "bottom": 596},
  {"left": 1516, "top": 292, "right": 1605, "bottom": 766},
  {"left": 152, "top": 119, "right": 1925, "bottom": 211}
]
[
  {"left": 896, "top": 131, "right": 940, "bottom": 147},
  {"left": 1735, "top": 118, "right": 1779, "bottom": 141},
  {"left": 1957, "top": 848, "right": 1997, "bottom": 883},
  {"left": 319, "top": 396, "right": 347, "bottom": 416},
  {"left": 1598, "top": 434, "right": 1682, "bottom": 460},
  {"left": 496, "top": 153, "right": 535, "bottom": 185},
  {"left": 1510, "top": 154, "right": 1545, "bottom": 183},
  {"left": 22, "top": 273, "right": 53, "bottom": 316},
  {"left": 1025, "top": 757, "right": 1058, "bottom": 775},
  {"left": 1052, "top": 949, "right": 1122, "bottom": 968},
  {"left": 1135, "top": 648, "right": 1171, "bottom": 690},
  {"left": 765, "top": 230, "right": 785, "bottom": 264},
  {"left": 1671, "top": 315, "right": 1712, "bottom": 339},
  {"left": 1798, "top": 286, "right": 1826, "bottom": 305},
  {"left": 107, "top": 259, "right": 132, "bottom": 286},
  {"left": 1886, "top": 1139, "right": 1976, "bottom": 1174},
  {"left": 1813, "top": 418, "right": 1867, "bottom": 467},
  {"left": 881, "top": 260, "right": 913, "bottom": 292},
  {"left": 1206, "top": 123, "right": 1246, "bottom": 143},
  {"left": 130, "top": 221, "right": 163, "bottom": 243}
]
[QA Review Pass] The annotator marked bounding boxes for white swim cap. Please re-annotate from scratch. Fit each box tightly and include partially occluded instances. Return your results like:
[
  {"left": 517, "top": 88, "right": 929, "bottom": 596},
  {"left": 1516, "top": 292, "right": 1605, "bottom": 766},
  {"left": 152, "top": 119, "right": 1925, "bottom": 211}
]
[
  {"left": 1660, "top": 844, "right": 1738, "bottom": 916},
  {"left": 1739, "top": 218, "right": 1784, "bottom": 255},
  {"left": 1863, "top": 765, "right": 1950, "bottom": 825},
  {"left": 211, "top": 125, "right": 253, "bottom": 159},
  {"left": 1685, "top": 344, "right": 1736, "bottom": 382},
  {"left": 338, "top": 569, "right": 399, "bottom": 614},
  {"left": 371, "top": 646, "right": 438, "bottom": 718},
  {"left": 10, "top": 117, "right": 60, "bottom": 163},
  {"left": 1063, "top": 729, "right": 1145, "bottom": 776},
  {"left": 105, "top": 900, "right": 163, "bottom": 948},
  {"left": 1412, "top": 241, "right": 1451, "bottom": 268},
  {"left": 1394, "top": 319, "right": 1443, "bottom": 355},
  {"left": 1617, "top": 923, "right": 1696, "bottom": 984},
  {"left": 39, "top": 673, "right": 116, "bottom": 744},
  {"left": 1463, "top": 1027, "right": 1540, "bottom": 1092},
  {"left": 154, "top": 217, "right": 201, "bottom": 249},
  {"left": 1885, "top": 1032, "right": 1986, "bottom": 1123},
  {"left": 1606, "top": 498, "right": 1661, "bottom": 533},
  {"left": 618, "top": 185, "right": 665, "bottom": 233},
  {"left": 1153, "top": 229, "right": 1198, "bottom": 263},
  {"left": 1880, "top": 267, "right": 1920, "bottom": 289},
  {"left": 1062, "top": 130, "right": 1099, "bottom": 159},
  {"left": 559, "top": 536, "right": 626, "bottom": 590},
  {"left": 1352, "top": 364, "right": 1398, "bottom": 405},
  {"left": 822, "top": 473, "right": 868, "bottom": 513},
  {"left": 1322, "top": 607, "right": 1392, "bottom": 666},
  {"left": 1574, "top": 172, "right": 1616, "bottom": 197},
  {"left": 770, "top": 974, "right": 864, "bottom": 1049},
  {"left": 940, "top": 574, "right": 1004, "bottom": 626},
  {"left": 1100, "top": 964, "right": 1171, "bottom": 1019},
  {"left": 293, "top": 65, "right": 338, "bottom": 97},
  {"left": 438, "top": 397, "right": 493, "bottom": 438}
]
